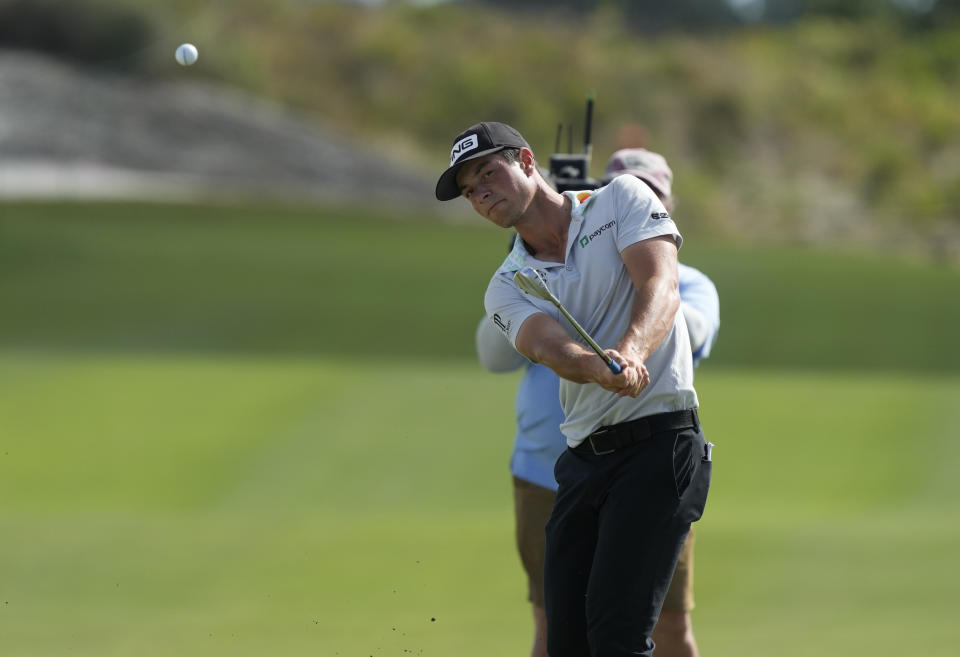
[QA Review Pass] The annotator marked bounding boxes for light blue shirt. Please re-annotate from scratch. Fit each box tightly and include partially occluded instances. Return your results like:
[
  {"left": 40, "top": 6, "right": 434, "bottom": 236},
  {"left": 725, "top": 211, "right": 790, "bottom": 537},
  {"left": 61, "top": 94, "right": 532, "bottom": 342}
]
[{"left": 678, "top": 263, "right": 720, "bottom": 361}]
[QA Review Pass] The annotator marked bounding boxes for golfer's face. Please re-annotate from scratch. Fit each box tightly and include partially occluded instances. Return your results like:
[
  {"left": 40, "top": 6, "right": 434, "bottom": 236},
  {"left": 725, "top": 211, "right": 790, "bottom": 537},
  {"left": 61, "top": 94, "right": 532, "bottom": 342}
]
[{"left": 456, "top": 153, "right": 527, "bottom": 228}]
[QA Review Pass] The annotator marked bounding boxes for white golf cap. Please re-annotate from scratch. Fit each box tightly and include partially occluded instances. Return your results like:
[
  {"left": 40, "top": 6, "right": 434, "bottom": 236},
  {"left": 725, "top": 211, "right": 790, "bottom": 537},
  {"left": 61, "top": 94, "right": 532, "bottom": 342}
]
[{"left": 603, "top": 148, "right": 673, "bottom": 200}]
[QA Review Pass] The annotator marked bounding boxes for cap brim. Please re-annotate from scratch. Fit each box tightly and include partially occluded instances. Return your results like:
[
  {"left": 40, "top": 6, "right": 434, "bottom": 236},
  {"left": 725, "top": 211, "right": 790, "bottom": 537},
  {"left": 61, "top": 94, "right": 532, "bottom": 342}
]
[{"left": 435, "top": 146, "right": 508, "bottom": 201}]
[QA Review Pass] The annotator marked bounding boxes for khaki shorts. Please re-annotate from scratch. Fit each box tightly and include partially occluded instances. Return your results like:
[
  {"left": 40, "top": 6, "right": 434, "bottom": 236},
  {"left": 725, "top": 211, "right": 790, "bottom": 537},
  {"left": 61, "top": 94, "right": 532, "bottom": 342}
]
[{"left": 512, "top": 476, "right": 695, "bottom": 612}]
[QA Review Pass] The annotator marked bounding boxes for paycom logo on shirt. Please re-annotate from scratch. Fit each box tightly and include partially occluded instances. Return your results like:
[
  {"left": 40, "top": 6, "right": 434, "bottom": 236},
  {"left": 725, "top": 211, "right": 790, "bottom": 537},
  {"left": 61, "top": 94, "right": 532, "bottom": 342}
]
[{"left": 579, "top": 220, "right": 616, "bottom": 248}]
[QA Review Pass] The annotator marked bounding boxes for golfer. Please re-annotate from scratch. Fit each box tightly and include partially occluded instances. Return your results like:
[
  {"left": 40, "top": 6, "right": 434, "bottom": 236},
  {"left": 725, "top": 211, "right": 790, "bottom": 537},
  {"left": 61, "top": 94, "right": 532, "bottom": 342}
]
[
  {"left": 476, "top": 148, "right": 719, "bottom": 657},
  {"left": 437, "top": 122, "right": 712, "bottom": 657}
]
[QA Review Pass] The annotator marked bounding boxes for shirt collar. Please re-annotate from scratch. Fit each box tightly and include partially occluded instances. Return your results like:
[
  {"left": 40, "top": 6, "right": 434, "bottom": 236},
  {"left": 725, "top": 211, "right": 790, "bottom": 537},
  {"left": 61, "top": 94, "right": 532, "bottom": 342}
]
[
  {"left": 496, "top": 190, "right": 597, "bottom": 274},
  {"left": 564, "top": 189, "right": 596, "bottom": 220}
]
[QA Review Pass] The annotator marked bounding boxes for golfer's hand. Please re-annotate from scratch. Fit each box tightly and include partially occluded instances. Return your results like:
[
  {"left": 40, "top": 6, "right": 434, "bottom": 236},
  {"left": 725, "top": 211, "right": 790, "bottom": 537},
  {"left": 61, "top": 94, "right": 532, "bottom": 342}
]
[{"left": 596, "top": 350, "right": 650, "bottom": 397}]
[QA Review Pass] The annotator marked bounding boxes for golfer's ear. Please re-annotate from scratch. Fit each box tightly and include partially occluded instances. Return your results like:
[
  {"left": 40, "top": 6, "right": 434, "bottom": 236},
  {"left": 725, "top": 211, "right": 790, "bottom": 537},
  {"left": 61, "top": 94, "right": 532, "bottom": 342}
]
[{"left": 519, "top": 147, "right": 536, "bottom": 173}]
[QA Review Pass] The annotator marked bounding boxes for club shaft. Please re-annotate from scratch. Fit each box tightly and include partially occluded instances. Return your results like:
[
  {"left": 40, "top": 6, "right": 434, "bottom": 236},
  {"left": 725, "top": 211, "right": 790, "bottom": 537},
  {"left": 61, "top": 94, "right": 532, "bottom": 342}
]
[
  {"left": 513, "top": 268, "right": 620, "bottom": 374},
  {"left": 553, "top": 300, "right": 614, "bottom": 366}
]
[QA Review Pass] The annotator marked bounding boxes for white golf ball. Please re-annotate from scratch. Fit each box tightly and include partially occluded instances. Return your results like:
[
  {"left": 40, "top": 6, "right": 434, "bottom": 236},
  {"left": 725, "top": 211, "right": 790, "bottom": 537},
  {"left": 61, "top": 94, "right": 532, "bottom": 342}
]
[{"left": 175, "top": 43, "right": 198, "bottom": 66}]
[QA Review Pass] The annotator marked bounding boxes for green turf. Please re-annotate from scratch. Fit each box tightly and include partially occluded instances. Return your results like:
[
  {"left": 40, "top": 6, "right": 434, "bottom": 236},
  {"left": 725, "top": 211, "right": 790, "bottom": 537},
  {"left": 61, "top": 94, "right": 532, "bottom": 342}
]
[
  {"left": 2, "top": 200, "right": 959, "bottom": 371},
  {"left": 2, "top": 200, "right": 959, "bottom": 655},
  {"left": 1, "top": 355, "right": 959, "bottom": 656}
]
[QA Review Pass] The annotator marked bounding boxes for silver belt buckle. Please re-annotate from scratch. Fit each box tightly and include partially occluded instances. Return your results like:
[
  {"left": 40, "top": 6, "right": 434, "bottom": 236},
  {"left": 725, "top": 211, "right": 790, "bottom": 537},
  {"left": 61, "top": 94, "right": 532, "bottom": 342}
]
[{"left": 588, "top": 429, "right": 615, "bottom": 456}]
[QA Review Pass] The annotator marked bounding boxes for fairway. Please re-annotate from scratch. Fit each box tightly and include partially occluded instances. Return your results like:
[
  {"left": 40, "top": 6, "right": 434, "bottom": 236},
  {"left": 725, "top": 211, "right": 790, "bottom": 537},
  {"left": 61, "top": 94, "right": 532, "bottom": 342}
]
[
  {"left": 1, "top": 355, "right": 958, "bottom": 656},
  {"left": 2, "top": 201, "right": 959, "bottom": 656}
]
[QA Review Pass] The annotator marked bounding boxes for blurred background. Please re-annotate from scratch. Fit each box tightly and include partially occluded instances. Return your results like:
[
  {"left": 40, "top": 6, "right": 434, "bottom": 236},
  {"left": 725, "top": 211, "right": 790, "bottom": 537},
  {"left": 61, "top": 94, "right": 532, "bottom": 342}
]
[{"left": 1, "top": 1, "right": 958, "bottom": 655}]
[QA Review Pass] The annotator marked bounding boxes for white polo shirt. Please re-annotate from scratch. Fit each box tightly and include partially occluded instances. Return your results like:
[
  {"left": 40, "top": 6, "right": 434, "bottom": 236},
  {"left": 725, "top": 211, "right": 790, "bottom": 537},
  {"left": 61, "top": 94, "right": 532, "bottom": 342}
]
[{"left": 484, "top": 174, "right": 698, "bottom": 446}]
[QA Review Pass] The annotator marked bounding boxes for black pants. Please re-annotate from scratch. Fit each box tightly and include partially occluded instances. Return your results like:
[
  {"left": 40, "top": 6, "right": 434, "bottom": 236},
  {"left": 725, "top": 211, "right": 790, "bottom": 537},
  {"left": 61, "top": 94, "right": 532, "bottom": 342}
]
[{"left": 544, "top": 419, "right": 711, "bottom": 657}]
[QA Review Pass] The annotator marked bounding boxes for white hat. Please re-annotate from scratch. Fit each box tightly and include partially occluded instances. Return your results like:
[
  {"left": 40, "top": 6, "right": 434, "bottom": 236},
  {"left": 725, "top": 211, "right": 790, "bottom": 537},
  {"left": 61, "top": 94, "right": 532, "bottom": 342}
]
[{"left": 603, "top": 148, "right": 673, "bottom": 200}]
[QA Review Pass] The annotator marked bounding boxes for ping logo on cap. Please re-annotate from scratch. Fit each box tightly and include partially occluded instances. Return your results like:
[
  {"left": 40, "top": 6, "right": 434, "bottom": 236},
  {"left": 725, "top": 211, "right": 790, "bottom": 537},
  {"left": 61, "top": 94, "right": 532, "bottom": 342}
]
[{"left": 450, "top": 134, "right": 479, "bottom": 165}]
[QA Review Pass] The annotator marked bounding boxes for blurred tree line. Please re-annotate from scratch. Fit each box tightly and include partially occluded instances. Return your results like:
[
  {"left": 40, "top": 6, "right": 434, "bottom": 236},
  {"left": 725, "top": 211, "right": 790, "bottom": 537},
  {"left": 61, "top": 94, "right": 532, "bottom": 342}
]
[
  {"left": 2, "top": 0, "right": 958, "bottom": 66},
  {"left": 0, "top": 0, "right": 153, "bottom": 70},
  {"left": 1, "top": 0, "right": 958, "bottom": 256},
  {"left": 479, "top": 0, "right": 959, "bottom": 30}
]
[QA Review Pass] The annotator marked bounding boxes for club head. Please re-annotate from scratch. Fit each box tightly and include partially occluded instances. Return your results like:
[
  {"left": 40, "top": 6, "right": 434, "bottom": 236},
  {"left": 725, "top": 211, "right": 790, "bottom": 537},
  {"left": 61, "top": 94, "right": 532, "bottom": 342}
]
[{"left": 514, "top": 267, "right": 554, "bottom": 302}]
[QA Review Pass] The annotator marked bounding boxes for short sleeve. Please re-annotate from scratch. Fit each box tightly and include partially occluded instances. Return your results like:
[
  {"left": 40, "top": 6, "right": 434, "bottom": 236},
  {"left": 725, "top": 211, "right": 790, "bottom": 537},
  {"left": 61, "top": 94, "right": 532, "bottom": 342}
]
[
  {"left": 484, "top": 272, "right": 547, "bottom": 350},
  {"left": 475, "top": 316, "right": 528, "bottom": 372},
  {"left": 608, "top": 175, "right": 682, "bottom": 252}
]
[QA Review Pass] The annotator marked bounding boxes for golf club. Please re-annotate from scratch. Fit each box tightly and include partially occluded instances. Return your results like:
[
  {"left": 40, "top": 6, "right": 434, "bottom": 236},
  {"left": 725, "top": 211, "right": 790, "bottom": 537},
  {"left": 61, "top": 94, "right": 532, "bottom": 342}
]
[{"left": 513, "top": 266, "right": 622, "bottom": 374}]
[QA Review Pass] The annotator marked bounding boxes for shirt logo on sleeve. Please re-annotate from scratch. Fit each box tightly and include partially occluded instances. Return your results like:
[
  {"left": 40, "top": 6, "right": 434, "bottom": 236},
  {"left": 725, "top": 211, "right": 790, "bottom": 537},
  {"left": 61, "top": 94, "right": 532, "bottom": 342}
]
[
  {"left": 578, "top": 220, "right": 616, "bottom": 248},
  {"left": 651, "top": 211, "right": 670, "bottom": 220},
  {"left": 493, "top": 313, "right": 511, "bottom": 333}
]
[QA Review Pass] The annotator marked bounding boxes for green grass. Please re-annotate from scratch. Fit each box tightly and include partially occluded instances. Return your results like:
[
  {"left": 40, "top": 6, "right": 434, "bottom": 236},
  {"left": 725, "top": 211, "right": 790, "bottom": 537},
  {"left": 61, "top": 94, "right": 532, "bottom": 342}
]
[
  {"left": 2, "top": 200, "right": 959, "bottom": 655},
  {"left": 1, "top": 355, "right": 958, "bottom": 656},
  {"left": 2, "top": 201, "right": 958, "bottom": 371},
  {"left": 0, "top": 200, "right": 506, "bottom": 360}
]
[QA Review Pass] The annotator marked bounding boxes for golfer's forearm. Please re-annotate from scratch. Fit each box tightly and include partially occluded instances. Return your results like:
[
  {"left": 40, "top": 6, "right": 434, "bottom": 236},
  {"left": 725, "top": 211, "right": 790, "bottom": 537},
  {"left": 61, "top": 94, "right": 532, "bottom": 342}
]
[
  {"left": 617, "top": 277, "right": 680, "bottom": 362},
  {"left": 529, "top": 339, "right": 603, "bottom": 384},
  {"left": 516, "top": 313, "right": 603, "bottom": 384}
]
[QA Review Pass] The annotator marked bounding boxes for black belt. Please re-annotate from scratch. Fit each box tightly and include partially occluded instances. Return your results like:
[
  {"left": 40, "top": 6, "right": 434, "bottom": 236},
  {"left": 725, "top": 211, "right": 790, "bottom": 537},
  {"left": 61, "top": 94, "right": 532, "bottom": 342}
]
[{"left": 573, "top": 409, "right": 699, "bottom": 456}]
